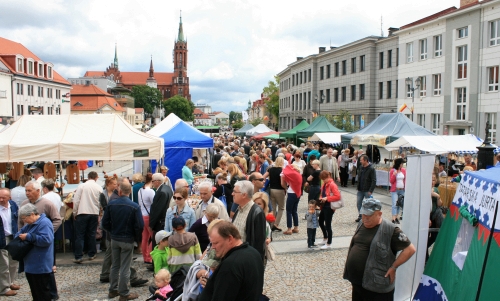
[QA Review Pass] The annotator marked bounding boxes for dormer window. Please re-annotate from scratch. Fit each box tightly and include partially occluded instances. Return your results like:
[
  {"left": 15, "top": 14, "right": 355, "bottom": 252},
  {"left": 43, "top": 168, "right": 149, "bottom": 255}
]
[
  {"left": 46, "top": 64, "right": 53, "bottom": 79},
  {"left": 27, "top": 60, "right": 34, "bottom": 75},
  {"left": 16, "top": 57, "right": 24, "bottom": 72},
  {"left": 38, "top": 61, "right": 44, "bottom": 77},
  {"left": 74, "top": 102, "right": 83, "bottom": 107}
]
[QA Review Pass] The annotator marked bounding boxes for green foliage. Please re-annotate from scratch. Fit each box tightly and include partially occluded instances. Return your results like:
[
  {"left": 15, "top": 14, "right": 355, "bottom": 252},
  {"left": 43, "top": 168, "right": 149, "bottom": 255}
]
[
  {"left": 324, "top": 110, "right": 359, "bottom": 132},
  {"left": 232, "top": 120, "right": 244, "bottom": 129},
  {"left": 162, "top": 95, "right": 195, "bottom": 121},
  {"left": 250, "top": 118, "right": 263, "bottom": 126},
  {"left": 130, "top": 85, "right": 163, "bottom": 114},
  {"left": 229, "top": 111, "right": 242, "bottom": 123},
  {"left": 263, "top": 76, "right": 280, "bottom": 123}
]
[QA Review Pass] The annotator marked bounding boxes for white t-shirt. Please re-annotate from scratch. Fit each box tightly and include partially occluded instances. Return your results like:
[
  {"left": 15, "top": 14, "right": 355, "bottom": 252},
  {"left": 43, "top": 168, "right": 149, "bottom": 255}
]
[
  {"left": 44, "top": 191, "right": 63, "bottom": 212},
  {"left": 396, "top": 172, "right": 405, "bottom": 189},
  {"left": 138, "top": 187, "right": 155, "bottom": 216},
  {"left": 293, "top": 159, "right": 306, "bottom": 174}
]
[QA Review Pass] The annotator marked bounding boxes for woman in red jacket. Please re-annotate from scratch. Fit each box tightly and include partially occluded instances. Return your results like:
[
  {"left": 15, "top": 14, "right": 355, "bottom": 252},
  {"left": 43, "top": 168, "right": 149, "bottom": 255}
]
[{"left": 318, "top": 170, "right": 341, "bottom": 249}]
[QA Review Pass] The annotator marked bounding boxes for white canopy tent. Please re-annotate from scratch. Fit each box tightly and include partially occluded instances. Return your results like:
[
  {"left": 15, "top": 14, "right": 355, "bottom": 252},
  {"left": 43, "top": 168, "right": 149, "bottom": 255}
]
[
  {"left": 0, "top": 114, "right": 164, "bottom": 162},
  {"left": 308, "top": 132, "right": 347, "bottom": 145},
  {"left": 246, "top": 124, "right": 273, "bottom": 137},
  {"left": 384, "top": 134, "right": 484, "bottom": 154}
]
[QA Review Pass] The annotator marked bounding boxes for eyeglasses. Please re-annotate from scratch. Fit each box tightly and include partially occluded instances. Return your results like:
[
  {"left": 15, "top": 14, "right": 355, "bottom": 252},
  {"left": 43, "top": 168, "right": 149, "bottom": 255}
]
[
  {"left": 173, "top": 196, "right": 184, "bottom": 201},
  {"left": 253, "top": 178, "right": 265, "bottom": 182},
  {"left": 233, "top": 191, "right": 242, "bottom": 194}
]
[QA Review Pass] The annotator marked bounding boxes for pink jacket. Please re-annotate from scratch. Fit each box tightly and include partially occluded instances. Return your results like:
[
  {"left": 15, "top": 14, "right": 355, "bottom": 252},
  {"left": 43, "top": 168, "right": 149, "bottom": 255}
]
[{"left": 389, "top": 168, "right": 406, "bottom": 192}]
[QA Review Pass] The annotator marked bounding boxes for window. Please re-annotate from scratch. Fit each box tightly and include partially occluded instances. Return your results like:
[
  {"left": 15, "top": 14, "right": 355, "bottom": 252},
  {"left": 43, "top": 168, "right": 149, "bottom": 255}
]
[
  {"left": 334, "top": 88, "right": 339, "bottom": 102},
  {"left": 341, "top": 86, "right": 346, "bottom": 101},
  {"left": 387, "top": 81, "right": 392, "bottom": 99},
  {"left": 326, "top": 89, "right": 331, "bottom": 103},
  {"left": 299, "top": 93, "right": 302, "bottom": 109},
  {"left": 342, "top": 60, "right": 347, "bottom": 75},
  {"left": 379, "top": 52, "right": 384, "bottom": 69},
  {"left": 38, "top": 64, "right": 43, "bottom": 77},
  {"left": 457, "top": 45, "right": 468, "bottom": 79},
  {"left": 17, "top": 58, "right": 23, "bottom": 72},
  {"left": 351, "top": 58, "right": 356, "bottom": 73},
  {"left": 456, "top": 87, "right": 467, "bottom": 120},
  {"left": 292, "top": 75, "right": 295, "bottom": 86},
  {"left": 420, "top": 76, "right": 427, "bottom": 97},
  {"left": 323, "top": 65, "right": 329, "bottom": 79},
  {"left": 388, "top": 50, "right": 392, "bottom": 67},
  {"left": 334, "top": 63, "right": 339, "bottom": 77},
  {"left": 432, "top": 114, "right": 441, "bottom": 134},
  {"left": 17, "top": 104, "right": 24, "bottom": 116},
  {"left": 308, "top": 92, "right": 311, "bottom": 109},
  {"left": 360, "top": 84, "right": 365, "bottom": 100},
  {"left": 47, "top": 66, "right": 52, "bottom": 78},
  {"left": 458, "top": 27, "right": 468, "bottom": 39},
  {"left": 38, "top": 86, "right": 43, "bottom": 97},
  {"left": 308, "top": 69, "right": 311, "bottom": 82},
  {"left": 406, "top": 84, "right": 412, "bottom": 98},
  {"left": 319, "top": 90, "right": 323, "bottom": 103},
  {"left": 488, "top": 66, "right": 499, "bottom": 91},
  {"left": 434, "top": 35, "right": 442, "bottom": 57},
  {"left": 490, "top": 20, "right": 500, "bottom": 46},
  {"left": 379, "top": 82, "right": 383, "bottom": 99},
  {"left": 433, "top": 74, "right": 442, "bottom": 96},
  {"left": 486, "top": 113, "right": 497, "bottom": 143},
  {"left": 300, "top": 72, "right": 302, "bottom": 84},
  {"left": 406, "top": 42, "right": 413, "bottom": 63},
  {"left": 28, "top": 61, "right": 33, "bottom": 74},
  {"left": 396, "top": 80, "right": 399, "bottom": 98},
  {"left": 16, "top": 83, "right": 23, "bottom": 95},
  {"left": 56, "top": 89, "right": 61, "bottom": 99},
  {"left": 351, "top": 85, "right": 356, "bottom": 101},
  {"left": 292, "top": 95, "right": 294, "bottom": 110},
  {"left": 47, "top": 88, "right": 53, "bottom": 98},
  {"left": 360, "top": 55, "right": 366, "bottom": 71},
  {"left": 420, "top": 39, "right": 427, "bottom": 60},
  {"left": 320, "top": 67, "right": 324, "bottom": 80},
  {"left": 396, "top": 48, "right": 399, "bottom": 66},
  {"left": 417, "top": 114, "right": 426, "bottom": 128},
  {"left": 27, "top": 84, "right": 33, "bottom": 96}
]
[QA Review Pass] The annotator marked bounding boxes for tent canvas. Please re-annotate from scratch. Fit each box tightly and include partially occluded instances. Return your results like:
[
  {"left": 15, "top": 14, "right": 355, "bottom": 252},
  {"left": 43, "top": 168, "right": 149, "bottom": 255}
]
[
  {"left": 253, "top": 131, "right": 279, "bottom": 140},
  {"left": 296, "top": 116, "right": 343, "bottom": 138},
  {"left": 246, "top": 124, "right": 273, "bottom": 137},
  {"left": 413, "top": 166, "right": 500, "bottom": 301},
  {"left": 280, "top": 120, "right": 309, "bottom": 138},
  {"left": 234, "top": 123, "right": 254, "bottom": 136},
  {"left": 385, "top": 134, "right": 485, "bottom": 154},
  {"left": 341, "top": 113, "right": 435, "bottom": 145},
  {"left": 308, "top": 132, "right": 347, "bottom": 145},
  {"left": 147, "top": 113, "right": 213, "bottom": 183},
  {"left": 0, "top": 114, "right": 164, "bottom": 161}
]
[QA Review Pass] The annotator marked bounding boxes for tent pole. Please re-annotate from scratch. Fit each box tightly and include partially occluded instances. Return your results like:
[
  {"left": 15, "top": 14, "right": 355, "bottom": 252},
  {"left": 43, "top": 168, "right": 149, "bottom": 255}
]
[{"left": 475, "top": 202, "right": 498, "bottom": 301}]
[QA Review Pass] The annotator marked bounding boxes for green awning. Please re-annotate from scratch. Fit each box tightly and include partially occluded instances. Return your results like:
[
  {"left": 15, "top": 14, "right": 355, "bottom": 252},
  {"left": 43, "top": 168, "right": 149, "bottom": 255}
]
[
  {"left": 280, "top": 120, "right": 310, "bottom": 138},
  {"left": 296, "top": 116, "right": 343, "bottom": 138}
]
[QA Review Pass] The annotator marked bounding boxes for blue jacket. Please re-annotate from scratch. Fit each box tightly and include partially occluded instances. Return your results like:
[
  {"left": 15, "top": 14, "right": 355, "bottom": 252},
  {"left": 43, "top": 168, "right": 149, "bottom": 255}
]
[
  {"left": 164, "top": 205, "right": 196, "bottom": 232},
  {"left": 15, "top": 213, "right": 54, "bottom": 274},
  {"left": 0, "top": 200, "right": 19, "bottom": 249},
  {"left": 102, "top": 196, "right": 144, "bottom": 244}
]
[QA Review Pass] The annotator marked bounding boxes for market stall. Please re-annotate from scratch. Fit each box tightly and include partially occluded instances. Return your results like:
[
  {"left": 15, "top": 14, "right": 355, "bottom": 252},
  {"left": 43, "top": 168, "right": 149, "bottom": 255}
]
[
  {"left": 309, "top": 132, "right": 347, "bottom": 146},
  {"left": 280, "top": 120, "right": 309, "bottom": 143},
  {"left": 234, "top": 123, "right": 254, "bottom": 137},
  {"left": 252, "top": 131, "right": 280, "bottom": 140},
  {"left": 245, "top": 124, "right": 273, "bottom": 137},
  {"left": 296, "top": 116, "right": 343, "bottom": 138}
]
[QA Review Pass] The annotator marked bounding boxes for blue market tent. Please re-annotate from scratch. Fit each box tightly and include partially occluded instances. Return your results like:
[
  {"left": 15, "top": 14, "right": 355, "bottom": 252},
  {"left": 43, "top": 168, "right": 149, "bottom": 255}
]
[{"left": 148, "top": 113, "right": 214, "bottom": 183}]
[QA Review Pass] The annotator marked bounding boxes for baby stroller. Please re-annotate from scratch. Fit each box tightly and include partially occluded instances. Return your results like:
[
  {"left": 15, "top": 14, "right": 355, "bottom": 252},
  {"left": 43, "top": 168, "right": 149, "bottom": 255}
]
[{"left": 145, "top": 267, "right": 188, "bottom": 301}]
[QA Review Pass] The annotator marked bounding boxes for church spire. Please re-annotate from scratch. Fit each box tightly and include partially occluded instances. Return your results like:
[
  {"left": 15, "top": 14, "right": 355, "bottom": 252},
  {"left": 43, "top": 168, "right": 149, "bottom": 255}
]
[
  {"left": 177, "top": 11, "right": 185, "bottom": 43},
  {"left": 148, "top": 55, "right": 155, "bottom": 79},
  {"left": 113, "top": 43, "right": 119, "bottom": 69}
]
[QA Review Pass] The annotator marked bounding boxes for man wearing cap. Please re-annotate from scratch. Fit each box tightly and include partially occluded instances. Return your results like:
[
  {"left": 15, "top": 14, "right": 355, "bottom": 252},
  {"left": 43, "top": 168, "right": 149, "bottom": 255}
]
[
  {"left": 355, "top": 155, "right": 376, "bottom": 223},
  {"left": 344, "top": 199, "right": 415, "bottom": 300}
]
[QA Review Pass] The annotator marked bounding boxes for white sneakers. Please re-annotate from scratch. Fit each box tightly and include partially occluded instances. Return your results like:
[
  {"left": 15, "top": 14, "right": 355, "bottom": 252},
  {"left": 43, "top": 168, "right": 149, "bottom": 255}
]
[
  {"left": 319, "top": 239, "right": 328, "bottom": 245},
  {"left": 320, "top": 244, "right": 332, "bottom": 249}
]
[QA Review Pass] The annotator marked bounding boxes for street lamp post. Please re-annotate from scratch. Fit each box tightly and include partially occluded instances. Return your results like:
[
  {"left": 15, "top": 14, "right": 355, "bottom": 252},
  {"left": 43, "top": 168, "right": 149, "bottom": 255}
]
[
  {"left": 405, "top": 77, "right": 421, "bottom": 122},
  {"left": 314, "top": 93, "right": 325, "bottom": 116}
]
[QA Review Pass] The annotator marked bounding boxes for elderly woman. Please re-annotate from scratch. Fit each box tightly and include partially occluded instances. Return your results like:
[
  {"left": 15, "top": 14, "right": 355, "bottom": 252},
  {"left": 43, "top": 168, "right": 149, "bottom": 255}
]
[
  {"left": 281, "top": 163, "right": 303, "bottom": 235},
  {"left": 318, "top": 170, "right": 341, "bottom": 249},
  {"left": 263, "top": 157, "right": 285, "bottom": 232},
  {"left": 11, "top": 174, "right": 30, "bottom": 207},
  {"left": 188, "top": 203, "right": 219, "bottom": 252},
  {"left": 339, "top": 149, "right": 353, "bottom": 187},
  {"left": 16, "top": 203, "right": 54, "bottom": 300},
  {"left": 131, "top": 173, "right": 144, "bottom": 204},
  {"left": 165, "top": 187, "right": 196, "bottom": 232},
  {"left": 160, "top": 166, "right": 173, "bottom": 190},
  {"left": 138, "top": 173, "right": 155, "bottom": 263}
]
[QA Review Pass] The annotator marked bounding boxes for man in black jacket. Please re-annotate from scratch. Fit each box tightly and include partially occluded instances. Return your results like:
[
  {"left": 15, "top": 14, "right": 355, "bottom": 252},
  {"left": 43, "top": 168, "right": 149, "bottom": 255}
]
[
  {"left": 355, "top": 155, "right": 377, "bottom": 222},
  {"left": 149, "top": 173, "right": 173, "bottom": 249},
  {"left": 199, "top": 221, "right": 264, "bottom": 301},
  {"left": 231, "top": 180, "right": 266, "bottom": 260},
  {"left": 211, "top": 148, "right": 222, "bottom": 172}
]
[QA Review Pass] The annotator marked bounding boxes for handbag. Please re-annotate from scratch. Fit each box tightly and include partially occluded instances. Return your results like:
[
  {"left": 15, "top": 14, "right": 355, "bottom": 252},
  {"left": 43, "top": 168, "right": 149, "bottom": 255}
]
[
  {"left": 396, "top": 194, "right": 404, "bottom": 208},
  {"left": 6, "top": 236, "right": 34, "bottom": 261},
  {"left": 330, "top": 199, "right": 344, "bottom": 210},
  {"left": 219, "top": 185, "right": 228, "bottom": 208}
]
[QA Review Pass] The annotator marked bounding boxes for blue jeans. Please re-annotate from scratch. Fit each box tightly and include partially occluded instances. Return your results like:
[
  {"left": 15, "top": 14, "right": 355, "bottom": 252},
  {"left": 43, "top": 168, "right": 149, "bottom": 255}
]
[
  {"left": 356, "top": 191, "right": 371, "bottom": 215},
  {"left": 307, "top": 228, "right": 316, "bottom": 247},
  {"left": 74, "top": 214, "right": 99, "bottom": 260},
  {"left": 391, "top": 190, "right": 405, "bottom": 216},
  {"left": 286, "top": 193, "right": 300, "bottom": 228},
  {"left": 110, "top": 239, "right": 134, "bottom": 296},
  {"left": 308, "top": 185, "right": 321, "bottom": 202}
]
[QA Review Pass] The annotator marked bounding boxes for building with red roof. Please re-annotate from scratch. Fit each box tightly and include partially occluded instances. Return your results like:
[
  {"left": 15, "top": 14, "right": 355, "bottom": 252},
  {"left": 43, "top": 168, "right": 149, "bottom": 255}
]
[
  {"left": 82, "top": 15, "right": 190, "bottom": 102},
  {"left": 193, "top": 108, "right": 212, "bottom": 125},
  {"left": 0, "top": 36, "right": 71, "bottom": 123}
]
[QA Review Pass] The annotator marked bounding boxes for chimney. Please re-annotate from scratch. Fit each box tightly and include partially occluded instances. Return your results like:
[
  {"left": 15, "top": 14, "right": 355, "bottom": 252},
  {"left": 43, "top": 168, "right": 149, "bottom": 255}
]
[
  {"left": 460, "top": 0, "right": 478, "bottom": 7},
  {"left": 296, "top": 57, "right": 303, "bottom": 61},
  {"left": 330, "top": 46, "right": 337, "bottom": 50},
  {"left": 388, "top": 27, "right": 400, "bottom": 36},
  {"left": 319, "top": 47, "right": 326, "bottom": 53}
]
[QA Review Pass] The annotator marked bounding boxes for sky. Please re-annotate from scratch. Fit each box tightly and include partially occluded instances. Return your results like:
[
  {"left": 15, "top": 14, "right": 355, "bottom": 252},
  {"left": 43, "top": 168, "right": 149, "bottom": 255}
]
[{"left": 0, "top": 0, "right": 459, "bottom": 113}]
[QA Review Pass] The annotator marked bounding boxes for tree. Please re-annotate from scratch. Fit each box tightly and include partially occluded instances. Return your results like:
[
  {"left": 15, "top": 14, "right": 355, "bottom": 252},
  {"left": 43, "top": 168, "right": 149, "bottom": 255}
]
[
  {"left": 323, "top": 110, "right": 359, "bottom": 132},
  {"left": 131, "top": 85, "right": 163, "bottom": 114},
  {"left": 232, "top": 120, "right": 244, "bottom": 129},
  {"left": 250, "top": 117, "right": 263, "bottom": 126},
  {"left": 229, "top": 111, "right": 242, "bottom": 123},
  {"left": 262, "top": 76, "right": 280, "bottom": 126},
  {"left": 162, "top": 95, "right": 195, "bottom": 121}
]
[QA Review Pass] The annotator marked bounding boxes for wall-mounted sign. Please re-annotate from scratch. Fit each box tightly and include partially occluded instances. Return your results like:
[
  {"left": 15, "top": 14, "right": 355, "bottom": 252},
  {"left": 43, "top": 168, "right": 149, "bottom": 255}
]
[{"left": 133, "top": 149, "right": 149, "bottom": 158}]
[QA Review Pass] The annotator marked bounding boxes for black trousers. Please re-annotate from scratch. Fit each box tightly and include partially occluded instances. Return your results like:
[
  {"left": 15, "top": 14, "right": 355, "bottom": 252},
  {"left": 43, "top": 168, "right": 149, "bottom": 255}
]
[
  {"left": 319, "top": 206, "right": 334, "bottom": 244},
  {"left": 26, "top": 272, "right": 52, "bottom": 301},
  {"left": 352, "top": 284, "right": 394, "bottom": 301},
  {"left": 340, "top": 166, "right": 349, "bottom": 187},
  {"left": 307, "top": 228, "right": 316, "bottom": 247}
]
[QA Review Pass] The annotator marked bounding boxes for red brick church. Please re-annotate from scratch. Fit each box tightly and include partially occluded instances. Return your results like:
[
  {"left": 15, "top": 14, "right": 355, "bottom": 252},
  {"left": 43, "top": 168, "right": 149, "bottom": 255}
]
[{"left": 84, "top": 15, "right": 190, "bottom": 100}]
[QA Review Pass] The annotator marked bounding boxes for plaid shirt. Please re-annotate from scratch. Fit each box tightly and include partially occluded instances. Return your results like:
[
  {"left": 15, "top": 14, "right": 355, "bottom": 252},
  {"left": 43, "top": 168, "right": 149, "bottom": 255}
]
[{"left": 232, "top": 200, "right": 254, "bottom": 243}]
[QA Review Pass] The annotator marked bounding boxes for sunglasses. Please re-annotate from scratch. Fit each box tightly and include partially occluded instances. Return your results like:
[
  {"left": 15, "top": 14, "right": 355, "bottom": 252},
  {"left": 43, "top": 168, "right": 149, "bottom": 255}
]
[{"left": 173, "top": 196, "right": 184, "bottom": 201}]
